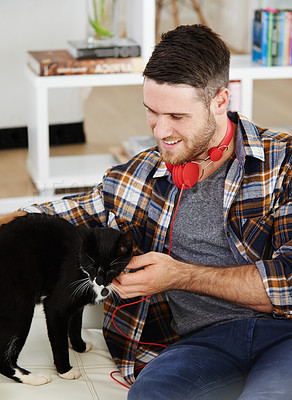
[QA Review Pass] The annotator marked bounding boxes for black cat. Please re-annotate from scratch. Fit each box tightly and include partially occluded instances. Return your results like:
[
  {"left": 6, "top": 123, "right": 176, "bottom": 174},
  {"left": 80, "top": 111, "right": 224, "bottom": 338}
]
[{"left": 0, "top": 213, "right": 133, "bottom": 385}]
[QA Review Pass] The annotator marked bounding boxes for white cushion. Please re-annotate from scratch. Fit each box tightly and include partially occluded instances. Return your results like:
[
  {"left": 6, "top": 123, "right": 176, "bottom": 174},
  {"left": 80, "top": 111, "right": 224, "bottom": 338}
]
[{"left": 0, "top": 305, "right": 128, "bottom": 400}]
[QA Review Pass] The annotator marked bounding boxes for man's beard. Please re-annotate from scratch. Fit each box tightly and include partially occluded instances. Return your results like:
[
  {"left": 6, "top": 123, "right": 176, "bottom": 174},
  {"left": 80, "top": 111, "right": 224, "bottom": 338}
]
[{"left": 158, "top": 113, "right": 217, "bottom": 165}]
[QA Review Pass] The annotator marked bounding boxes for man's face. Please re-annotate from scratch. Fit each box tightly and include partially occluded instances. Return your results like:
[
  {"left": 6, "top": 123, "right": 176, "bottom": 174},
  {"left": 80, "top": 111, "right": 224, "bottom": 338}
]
[{"left": 143, "top": 78, "right": 217, "bottom": 165}]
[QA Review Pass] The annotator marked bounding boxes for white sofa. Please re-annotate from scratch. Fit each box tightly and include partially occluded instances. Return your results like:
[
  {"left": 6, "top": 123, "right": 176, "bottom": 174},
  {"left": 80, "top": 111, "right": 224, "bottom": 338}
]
[{"left": 0, "top": 304, "right": 128, "bottom": 400}]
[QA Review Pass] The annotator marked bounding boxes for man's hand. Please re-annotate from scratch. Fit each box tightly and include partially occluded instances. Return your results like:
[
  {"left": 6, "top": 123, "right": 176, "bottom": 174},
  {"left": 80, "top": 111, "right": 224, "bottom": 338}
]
[
  {"left": 112, "top": 251, "right": 273, "bottom": 313},
  {"left": 112, "top": 252, "right": 187, "bottom": 299}
]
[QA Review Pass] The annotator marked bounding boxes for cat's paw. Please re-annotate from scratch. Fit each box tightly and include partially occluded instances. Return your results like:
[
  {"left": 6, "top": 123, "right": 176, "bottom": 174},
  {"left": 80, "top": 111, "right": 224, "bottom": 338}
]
[
  {"left": 20, "top": 372, "right": 51, "bottom": 386},
  {"left": 59, "top": 368, "right": 81, "bottom": 380},
  {"left": 69, "top": 338, "right": 92, "bottom": 353},
  {"left": 85, "top": 342, "right": 93, "bottom": 352}
]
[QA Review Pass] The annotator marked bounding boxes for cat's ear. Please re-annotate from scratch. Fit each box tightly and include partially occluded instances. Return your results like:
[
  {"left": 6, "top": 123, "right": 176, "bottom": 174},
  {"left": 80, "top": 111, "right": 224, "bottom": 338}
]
[{"left": 118, "top": 230, "right": 134, "bottom": 255}]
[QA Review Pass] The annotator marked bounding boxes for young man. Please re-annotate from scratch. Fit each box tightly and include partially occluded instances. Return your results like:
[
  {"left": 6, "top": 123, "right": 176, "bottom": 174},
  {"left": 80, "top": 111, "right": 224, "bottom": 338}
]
[{"left": 2, "top": 25, "right": 292, "bottom": 399}]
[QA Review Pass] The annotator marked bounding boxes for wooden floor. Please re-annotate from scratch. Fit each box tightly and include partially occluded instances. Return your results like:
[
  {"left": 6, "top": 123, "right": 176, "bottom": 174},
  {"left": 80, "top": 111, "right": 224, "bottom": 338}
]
[{"left": 1, "top": 80, "right": 292, "bottom": 201}]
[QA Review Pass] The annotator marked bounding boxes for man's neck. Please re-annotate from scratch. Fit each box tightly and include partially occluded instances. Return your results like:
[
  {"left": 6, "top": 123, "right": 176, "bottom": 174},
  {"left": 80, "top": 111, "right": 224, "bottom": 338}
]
[{"left": 197, "top": 121, "right": 236, "bottom": 182}]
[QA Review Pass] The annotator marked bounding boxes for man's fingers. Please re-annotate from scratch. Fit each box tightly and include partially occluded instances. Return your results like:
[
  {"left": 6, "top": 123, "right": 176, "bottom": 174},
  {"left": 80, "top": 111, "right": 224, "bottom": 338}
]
[
  {"left": 126, "top": 255, "right": 147, "bottom": 270},
  {"left": 126, "top": 252, "right": 158, "bottom": 269},
  {"left": 115, "top": 269, "right": 145, "bottom": 286},
  {"left": 111, "top": 279, "right": 147, "bottom": 299}
]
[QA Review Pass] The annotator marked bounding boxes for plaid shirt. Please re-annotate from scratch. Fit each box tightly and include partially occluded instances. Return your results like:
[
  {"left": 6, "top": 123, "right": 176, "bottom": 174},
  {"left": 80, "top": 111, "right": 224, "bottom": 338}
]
[{"left": 23, "top": 112, "right": 292, "bottom": 384}]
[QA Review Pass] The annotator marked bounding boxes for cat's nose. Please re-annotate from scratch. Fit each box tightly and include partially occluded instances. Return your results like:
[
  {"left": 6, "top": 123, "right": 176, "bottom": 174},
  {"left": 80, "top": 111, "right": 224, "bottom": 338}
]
[{"left": 101, "top": 287, "right": 109, "bottom": 297}]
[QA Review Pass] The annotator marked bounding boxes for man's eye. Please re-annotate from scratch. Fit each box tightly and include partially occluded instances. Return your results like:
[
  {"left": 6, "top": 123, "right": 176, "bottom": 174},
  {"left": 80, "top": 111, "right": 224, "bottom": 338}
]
[
  {"left": 171, "top": 115, "right": 183, "bottom": 120},
  {"left": 146, "top": 108, "right": 155, "bottom": 115}
]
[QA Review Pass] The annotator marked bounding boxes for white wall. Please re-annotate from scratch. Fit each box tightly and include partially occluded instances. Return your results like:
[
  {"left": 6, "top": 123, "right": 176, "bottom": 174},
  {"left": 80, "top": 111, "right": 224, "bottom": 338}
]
[
  {"left": 201, "top": 0, "right": 253, "bottom": 53},
  {"left": 0, "top": 0, "right": 88, "bottom": 129},
  {"left": 260, "top": 0, "right": 292, "bottom": 7},
  {"left": 157, "top": 0, "right": 260, "bottom": 54}
]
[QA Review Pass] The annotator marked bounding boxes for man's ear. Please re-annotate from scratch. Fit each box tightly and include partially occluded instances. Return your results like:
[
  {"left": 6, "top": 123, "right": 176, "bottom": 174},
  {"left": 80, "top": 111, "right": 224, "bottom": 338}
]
[{"left": 212, "top": 88, "right": 230, "bottom": 116}]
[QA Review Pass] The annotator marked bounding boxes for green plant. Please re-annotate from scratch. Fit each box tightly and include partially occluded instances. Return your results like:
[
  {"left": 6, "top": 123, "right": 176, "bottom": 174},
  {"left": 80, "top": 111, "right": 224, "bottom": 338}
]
[{"left": 89, "top": 0, "right": 116, "bottom": 39}]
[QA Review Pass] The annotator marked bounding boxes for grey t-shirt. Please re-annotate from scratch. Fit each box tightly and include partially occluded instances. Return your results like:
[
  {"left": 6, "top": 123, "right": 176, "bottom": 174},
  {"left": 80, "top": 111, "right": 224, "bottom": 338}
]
[{"left": 164, "top": 161, "right": 269, "bottom": 336}]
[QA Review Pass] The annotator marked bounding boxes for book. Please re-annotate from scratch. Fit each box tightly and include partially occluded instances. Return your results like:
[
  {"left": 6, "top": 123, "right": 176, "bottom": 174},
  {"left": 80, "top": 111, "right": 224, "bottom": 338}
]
[
  {"left": 252, "top": 11, "right": 261, "bottom": 64},
  {"left": 278, "top": 11, "right": 286, "bottom": 66},
  {"left": 67, "top": 37, "right": 141, "bottom": 60},
  {"left": 267, "top": 11, "right": 275, "bottom": 66},
  {"left": 252, "top": 8, "right": 292, "bottom": 66},
  {"left": 288, "top": 10, "right": 292, "bottom": 65},
  {"left": 283, "top": 11, "right": 291, "bottom": 65},
  {"left": 252, "top": 10, "right": 269, "bottom": 66},
  {"left": 271, "top": 12, "right": 280, "bottom": 66},
  {"left": 27, "top": 50, "right": 144, "bottom": 76}
]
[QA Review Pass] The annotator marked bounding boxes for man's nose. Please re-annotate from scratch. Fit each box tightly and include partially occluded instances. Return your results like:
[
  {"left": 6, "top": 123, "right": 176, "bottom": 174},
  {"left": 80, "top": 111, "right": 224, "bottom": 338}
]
[{"left": 153, "top": 116, "right": 172, "bottom": 139}]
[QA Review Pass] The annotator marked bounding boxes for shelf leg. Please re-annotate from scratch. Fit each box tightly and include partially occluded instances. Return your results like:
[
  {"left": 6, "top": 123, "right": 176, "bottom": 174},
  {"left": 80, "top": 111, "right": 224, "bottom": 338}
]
[{"left": 27, "top": 80, "right": 50, "bottom": 192}]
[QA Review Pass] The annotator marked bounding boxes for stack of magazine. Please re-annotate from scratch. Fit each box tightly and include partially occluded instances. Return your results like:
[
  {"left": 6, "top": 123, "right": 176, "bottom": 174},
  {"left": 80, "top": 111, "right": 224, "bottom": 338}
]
[
  {"left": 67, "top": 37, "right": 141, "bottom": 59},
  {"left": 27, "top": 37, "right": 143, "bottom": 77}
]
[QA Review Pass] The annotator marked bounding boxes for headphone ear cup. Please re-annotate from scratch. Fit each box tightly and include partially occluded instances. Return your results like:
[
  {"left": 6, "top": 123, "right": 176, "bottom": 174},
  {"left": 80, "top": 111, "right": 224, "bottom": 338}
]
[
  {"left": 208, "top": 147, "right": 224, "bottom": 162},
  {"left": 172, "top": 164, "right": 182, "bottom": 188},
  {"left": 182, "top": 163, "right": 199, "bottom": 189},
  {"left": 166, "top": 162, "right": 199, "bottom": 189}
]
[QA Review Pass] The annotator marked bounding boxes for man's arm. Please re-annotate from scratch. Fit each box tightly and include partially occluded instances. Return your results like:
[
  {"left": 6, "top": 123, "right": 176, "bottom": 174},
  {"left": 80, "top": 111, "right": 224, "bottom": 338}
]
[{"left": 113, "top": 252, "right": 273, "bottom": 313}]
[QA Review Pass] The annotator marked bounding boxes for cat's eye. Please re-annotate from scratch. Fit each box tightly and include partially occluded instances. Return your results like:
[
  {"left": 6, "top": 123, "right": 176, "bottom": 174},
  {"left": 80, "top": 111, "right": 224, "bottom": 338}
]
[{"left": 87, "top": 254, "right": 95, "bottom": 265}]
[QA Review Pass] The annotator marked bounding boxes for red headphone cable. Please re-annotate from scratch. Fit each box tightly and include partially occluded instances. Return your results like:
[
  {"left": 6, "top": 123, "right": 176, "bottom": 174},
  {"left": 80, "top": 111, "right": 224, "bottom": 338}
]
[
  {"left": 110, "top": 119, "right": 233, "bottom": 387},
  {"left": 168, "top": 185, "right": 185, "bottom": 254},
  {"left": 110, "top": 186, "right": 185, "bottom": 389}
]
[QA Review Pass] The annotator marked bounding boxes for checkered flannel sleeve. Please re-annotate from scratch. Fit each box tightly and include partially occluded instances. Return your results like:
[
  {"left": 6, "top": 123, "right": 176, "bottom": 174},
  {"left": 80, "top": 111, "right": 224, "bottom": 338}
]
[{"left": 21, "top": 183, "right": 107, "bottom": 228}]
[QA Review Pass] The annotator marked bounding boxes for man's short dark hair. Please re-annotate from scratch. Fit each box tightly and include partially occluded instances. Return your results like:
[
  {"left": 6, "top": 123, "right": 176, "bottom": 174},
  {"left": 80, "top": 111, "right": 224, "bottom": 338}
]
[{"left": 143, "top": 24, "right": 230, "bottom": 106}]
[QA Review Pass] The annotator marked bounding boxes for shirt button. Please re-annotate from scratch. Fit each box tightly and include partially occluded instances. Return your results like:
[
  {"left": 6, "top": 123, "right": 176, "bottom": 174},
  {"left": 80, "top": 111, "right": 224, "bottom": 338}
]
[{"left": 227, "top": 231, "right": 231, "bottom": 237}]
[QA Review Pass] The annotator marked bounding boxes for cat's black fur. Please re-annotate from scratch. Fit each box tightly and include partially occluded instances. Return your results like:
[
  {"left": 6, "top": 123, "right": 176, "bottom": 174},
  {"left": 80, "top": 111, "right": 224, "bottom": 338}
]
[{"left": 0, "top": 213, "right": 133, "bottom": 385}]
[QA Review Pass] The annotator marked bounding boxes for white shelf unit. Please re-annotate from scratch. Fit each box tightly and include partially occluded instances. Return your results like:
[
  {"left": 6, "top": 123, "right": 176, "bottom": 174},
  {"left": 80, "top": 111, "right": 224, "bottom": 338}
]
[
  {"left": 27, "top": 41, "right": 292, "bottom": 194},
  {"left": 26, "top": 0, "right": 155, "bottom": 195},
  {"left": 230, "top": 55, "right": 292, "bottom": 119},
  {"left": 26, "top": 70, "right": 146, "bottom": 194}
]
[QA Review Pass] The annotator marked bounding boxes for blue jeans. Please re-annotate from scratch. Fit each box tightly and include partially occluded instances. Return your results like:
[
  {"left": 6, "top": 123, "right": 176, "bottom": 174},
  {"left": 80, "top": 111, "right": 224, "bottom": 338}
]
[{"left": 128, "top": 318, "right": 292, "bottom": 400}]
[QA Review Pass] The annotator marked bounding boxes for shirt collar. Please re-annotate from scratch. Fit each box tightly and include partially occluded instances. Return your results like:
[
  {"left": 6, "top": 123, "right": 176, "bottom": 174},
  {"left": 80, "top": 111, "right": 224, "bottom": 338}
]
[
  {"left": 153, "top": 160, "right": 169, "bottom": 179},
  {"left": 234, "top": 112, "right": 265, "bottom": 163}
]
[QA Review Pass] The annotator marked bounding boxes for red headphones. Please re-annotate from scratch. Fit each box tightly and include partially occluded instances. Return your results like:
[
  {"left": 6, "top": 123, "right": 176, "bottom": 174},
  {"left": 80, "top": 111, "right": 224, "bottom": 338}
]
[{"left": 165, "top": 117, "right": 234, "bottom": 189}]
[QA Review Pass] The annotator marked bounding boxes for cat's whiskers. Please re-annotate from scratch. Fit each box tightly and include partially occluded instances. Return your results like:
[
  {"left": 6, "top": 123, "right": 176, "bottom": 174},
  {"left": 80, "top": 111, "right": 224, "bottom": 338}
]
[
  {"left": 110, "top": 283, "right": 129, "bottom": 301},
  {"left": 109, "top": 255, "right": 131, "bottom": 267},
  {"left": 110, "top": 290, "right": 129, "bottom": 306},
  {"left": 68, "top": 277, "right": 89, "bottom": 288},
  {"left": 109, "top": 255, "right": 123, "bottom": 266},
  {"left": 110, "top": 289, "right": 122, "bottom": 303},
  {"left": 69, "top": 278, "right": 92, "bottom": 302},
  {"left": 109, "top": 286, "right": 120, "bottom": 301}
]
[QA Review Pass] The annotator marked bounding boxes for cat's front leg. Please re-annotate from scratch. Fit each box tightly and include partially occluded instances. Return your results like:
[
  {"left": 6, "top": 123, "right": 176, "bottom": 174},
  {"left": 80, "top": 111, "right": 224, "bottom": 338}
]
[
  {"left": 44, "top": 302, "right": 79, "bottom": 379},
  {"left": 69, "top": 308, "right": 93, "bottom": 353},
  {"left": 68, "top": 307, "right": 90, "bottom": 353}
]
